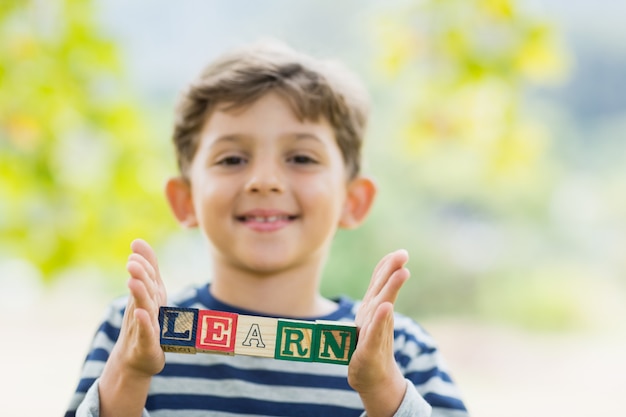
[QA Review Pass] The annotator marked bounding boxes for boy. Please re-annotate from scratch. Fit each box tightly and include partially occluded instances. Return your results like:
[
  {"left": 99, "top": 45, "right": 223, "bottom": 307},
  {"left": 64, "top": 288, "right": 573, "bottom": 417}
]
[{"left": 65, "top": 41, "right": 469, "bottom": 417}]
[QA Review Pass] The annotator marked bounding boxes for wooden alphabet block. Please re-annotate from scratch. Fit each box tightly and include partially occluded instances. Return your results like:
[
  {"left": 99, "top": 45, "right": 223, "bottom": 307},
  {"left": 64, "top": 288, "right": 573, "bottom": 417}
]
[
  {"left": 235, "top": 315, "right": 278, "bottom": 358},
  {"left": 313, "top": 320, "right": 357, "bottom": 365},
  {"left": 159, "top": 307, "right": 199, "bottom": 354},
  {"left": 274, "top": 319, "right": 317, "bottom": 362},
  {"left": 196, "top": 310, "right": 238, "bottom": 355},
  {"left": 158, "top": 305, "right": 358, "bottom": 365}
]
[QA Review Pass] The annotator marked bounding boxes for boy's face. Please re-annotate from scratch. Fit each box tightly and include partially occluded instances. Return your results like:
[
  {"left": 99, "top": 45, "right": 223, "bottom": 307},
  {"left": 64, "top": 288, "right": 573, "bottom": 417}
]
[{"left": 169, "top": 92, "right": 372, "bottom": 275}]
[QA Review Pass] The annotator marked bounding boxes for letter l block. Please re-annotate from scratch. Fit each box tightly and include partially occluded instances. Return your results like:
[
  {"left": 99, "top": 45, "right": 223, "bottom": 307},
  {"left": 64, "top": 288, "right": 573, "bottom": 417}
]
[{"left": 159, "top": 306, "right": 199, "bottom": 354}]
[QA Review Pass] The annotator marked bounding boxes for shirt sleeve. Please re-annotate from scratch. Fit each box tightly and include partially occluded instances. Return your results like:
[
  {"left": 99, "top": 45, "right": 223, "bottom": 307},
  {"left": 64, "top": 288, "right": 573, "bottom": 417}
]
[
  {"left": 75, "top": 379, "right": 100, "bottom": 417},
  {"left": 358, "top": 379, "right": 432, "bottom": 417},
  {"left": 74, "top": 378, "right": 151, "bottom": 417},
  {"left": 64, "top": 298, "right": 127, "bottom": 417},
  {"left": 393, "top": 314, "right": 470, "bottom": 416},
  {"left": 394, "top": 379, "right": 433, "bottom": 416}
]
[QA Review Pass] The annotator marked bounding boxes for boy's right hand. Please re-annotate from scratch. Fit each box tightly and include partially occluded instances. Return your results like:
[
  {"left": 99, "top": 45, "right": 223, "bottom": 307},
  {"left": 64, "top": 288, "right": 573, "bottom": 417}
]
[
  {"left": 116, "top": 238, "right": 168, "bottom": 376},
  {"left": 98, "top": 239, "right": 167, "bottom": 417}
]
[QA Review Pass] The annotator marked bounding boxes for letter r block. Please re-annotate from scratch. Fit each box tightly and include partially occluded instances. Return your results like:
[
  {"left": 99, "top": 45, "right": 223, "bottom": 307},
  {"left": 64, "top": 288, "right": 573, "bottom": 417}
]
[
  {"left": 313, "top": 320, "right": 357, "bottom": 365},
  {"left": 275, "top": 319, "right": 317, "bottom": 362},
  {"left": 196, "top": 310, "right": 238, "bottom": 355},
  {"left": 159, "top": 307, "right": 199, "bottom": 354}
]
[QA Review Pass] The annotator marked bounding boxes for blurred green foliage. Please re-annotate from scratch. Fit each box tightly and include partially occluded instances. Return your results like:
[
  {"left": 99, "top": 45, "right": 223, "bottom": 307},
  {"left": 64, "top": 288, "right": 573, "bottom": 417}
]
[
  {"left": 0, "top": 0, "right": 173, "bottom": 281},
  {"left": 373, "top": 0, "right": 567, "bottom": 202}
]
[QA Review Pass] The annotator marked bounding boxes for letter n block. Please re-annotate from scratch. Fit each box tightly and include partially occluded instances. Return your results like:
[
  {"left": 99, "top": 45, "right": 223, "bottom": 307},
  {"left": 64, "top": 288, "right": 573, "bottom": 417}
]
[
  {"left": 159, "top": 307, "right": 199, "bottom": 354},
  {"left": 313, "top": 320, "right": 357, "bottom": 365},
  {"left": 235, "top": 315, "right": 278, "bottom": 358},
  {"left": 196, "top": 310, "right": 238, "bottom": 355},
  {"left": 275, "top": 319, "right": 317, "bottom": 362}
]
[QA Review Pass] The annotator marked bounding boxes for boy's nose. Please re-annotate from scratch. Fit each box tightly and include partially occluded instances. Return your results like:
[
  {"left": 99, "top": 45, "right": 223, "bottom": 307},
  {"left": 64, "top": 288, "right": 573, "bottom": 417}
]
[{"left": 244, "top": 161, "right": 284, "bottom": 194}]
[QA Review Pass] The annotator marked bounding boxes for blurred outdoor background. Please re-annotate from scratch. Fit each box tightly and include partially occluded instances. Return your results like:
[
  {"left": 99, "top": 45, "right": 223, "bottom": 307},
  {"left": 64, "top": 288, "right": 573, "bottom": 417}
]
[{"left": 1, "top": 0, "right": 625, "bottom": 415}]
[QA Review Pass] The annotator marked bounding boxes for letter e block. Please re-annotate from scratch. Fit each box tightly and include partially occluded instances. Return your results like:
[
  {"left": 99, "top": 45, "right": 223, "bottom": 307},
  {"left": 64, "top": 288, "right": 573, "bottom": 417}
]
[
  {"left": 313, "top": 320, "right": 357, "bottom": 365},
  {"left": 196, "top": 310, "right": 238, "bottom": 355},
  {"left": 275, "top": 319, "right": 317, "bottom": 362},
  {"left": 159, "top": 307, "right": 199, "bottom": 354},
  {"left": 235, "top": 315, "right": 278, "bottom": 358}
]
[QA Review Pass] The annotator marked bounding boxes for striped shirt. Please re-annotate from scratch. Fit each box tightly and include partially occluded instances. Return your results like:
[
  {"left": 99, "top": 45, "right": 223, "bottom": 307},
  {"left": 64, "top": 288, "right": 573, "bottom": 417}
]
[{"left": 65, "top": 283, "right": 469, "bottom": 416}]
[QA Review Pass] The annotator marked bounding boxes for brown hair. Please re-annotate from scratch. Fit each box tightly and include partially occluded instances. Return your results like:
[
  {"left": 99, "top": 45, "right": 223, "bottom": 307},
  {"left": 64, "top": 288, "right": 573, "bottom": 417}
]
[{"left": 172, "top": 40, "right": 370, "bottom": 179}]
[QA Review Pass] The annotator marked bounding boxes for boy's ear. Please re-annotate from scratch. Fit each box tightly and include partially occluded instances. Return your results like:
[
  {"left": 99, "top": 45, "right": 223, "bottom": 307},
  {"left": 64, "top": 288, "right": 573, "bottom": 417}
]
[
  {"left": 339, "top": 176, "right": 377, "bottom": 229},
  {"left": 165, "top": 177, "right": 198, "bottom": 228}
]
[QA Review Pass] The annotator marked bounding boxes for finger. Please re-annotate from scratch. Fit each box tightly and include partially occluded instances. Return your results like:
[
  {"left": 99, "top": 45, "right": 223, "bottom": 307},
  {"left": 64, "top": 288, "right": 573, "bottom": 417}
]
[
  {"left": 367, "top": 250, "right": 408, "bottom": 299},
  {"left": 133, "top": 308, "right": 166, "bottom": 374},
  {"left": 357, "top": 253, "right": 392, "bottom": 326},
  {"left": 130, "top": 239, "right": 166, "bottom": 303},
  {"left": 133, "top": 308, "right": 157, "bottom": 341},
  {"left": 127, "top": 275, "right": 157, "bottom": 316},
  {"left": 126, "top": 258, "right": 158, "bottom": 300},
  {"left": 365, "top": 250, "right": 404, "bottom": 291},
  {"left": 120, "top": 291, "right": 138, "bottom": 332},
  {"left": 361, "top": 254, "right": 395, "bottom": 308},
  {"left": 357, "top": 256, "right": 409, "bottom": 330},
  {"left": 364, "top": 253, "right": 393, "bottom": 295},
  {"left": 128, "top": 252, "right": 156, "bottom": 280},
  {"left": 358, "top": 302, "right": 395, "bottom": 354},
  {"left": 361, "top": 250, "right": 409, "bottom": 313},
  {"left": 375, "top": 266, "right": 410, "bottom": 306},
  {"left": 131, "top": 239, "right": 160, "bottom": 275}
]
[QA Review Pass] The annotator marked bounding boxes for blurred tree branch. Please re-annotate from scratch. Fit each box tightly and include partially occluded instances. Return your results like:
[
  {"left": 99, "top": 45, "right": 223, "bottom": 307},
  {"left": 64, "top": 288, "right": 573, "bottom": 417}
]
[
  {"left": 0, "top": 0, "right": 173, "bottom": 282},
  {"left": 372, "top": 0, "right": 569, "bottom": 209}
]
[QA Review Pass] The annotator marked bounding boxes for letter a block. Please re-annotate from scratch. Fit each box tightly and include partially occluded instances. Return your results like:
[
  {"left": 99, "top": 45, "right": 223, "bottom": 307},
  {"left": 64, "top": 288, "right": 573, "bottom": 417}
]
[
  {"left": 314, "top": 320, "right": 357, "bottom": 365},
  {"left": 196, "top": 310, "right": 238, "bottom": 355},
  {"left": 159, "top": 307, "right": 199, "bottom": 354},
  {"left": 275, "top": 319, "right": 317, "bottom": 362},
  {"left": 235, "top": 315, "right": 278, "bottom": 358}
]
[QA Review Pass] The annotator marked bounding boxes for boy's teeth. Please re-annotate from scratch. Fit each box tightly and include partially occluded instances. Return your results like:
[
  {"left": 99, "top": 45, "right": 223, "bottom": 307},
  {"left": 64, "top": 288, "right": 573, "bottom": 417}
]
[{"left": 251, "top": 215, "right": 283, "bottom": 223}]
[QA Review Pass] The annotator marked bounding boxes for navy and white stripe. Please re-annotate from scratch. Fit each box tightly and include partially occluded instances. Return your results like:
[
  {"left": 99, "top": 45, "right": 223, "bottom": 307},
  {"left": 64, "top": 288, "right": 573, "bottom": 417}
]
[{"left": 65, "top": 283, "right": 469, "bottom": 416}]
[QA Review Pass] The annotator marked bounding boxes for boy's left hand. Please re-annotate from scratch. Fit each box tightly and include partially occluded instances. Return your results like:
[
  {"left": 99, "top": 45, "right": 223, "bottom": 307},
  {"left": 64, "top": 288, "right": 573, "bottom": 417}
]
[{"left": 349, "top": 249, "right": 411, "bottom": 417}]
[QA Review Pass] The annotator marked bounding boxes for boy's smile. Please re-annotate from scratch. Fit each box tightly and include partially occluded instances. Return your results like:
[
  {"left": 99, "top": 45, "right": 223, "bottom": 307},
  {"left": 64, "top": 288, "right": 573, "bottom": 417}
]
[
  {"left": 235, "top": 208, "right": 298, "bottom": 233},
  {"left": 169, "top": 92, "right": 363, "bottom": 278}
]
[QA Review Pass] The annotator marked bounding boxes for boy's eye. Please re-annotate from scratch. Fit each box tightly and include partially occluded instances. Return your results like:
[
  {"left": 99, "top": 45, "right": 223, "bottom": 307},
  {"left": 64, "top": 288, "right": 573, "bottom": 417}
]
[
  {"left": 217, "top": 156, "right": 246, "bottom": 166},
  {"left": 289, "top": 155, "right": 317, "bottom": 164}
]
